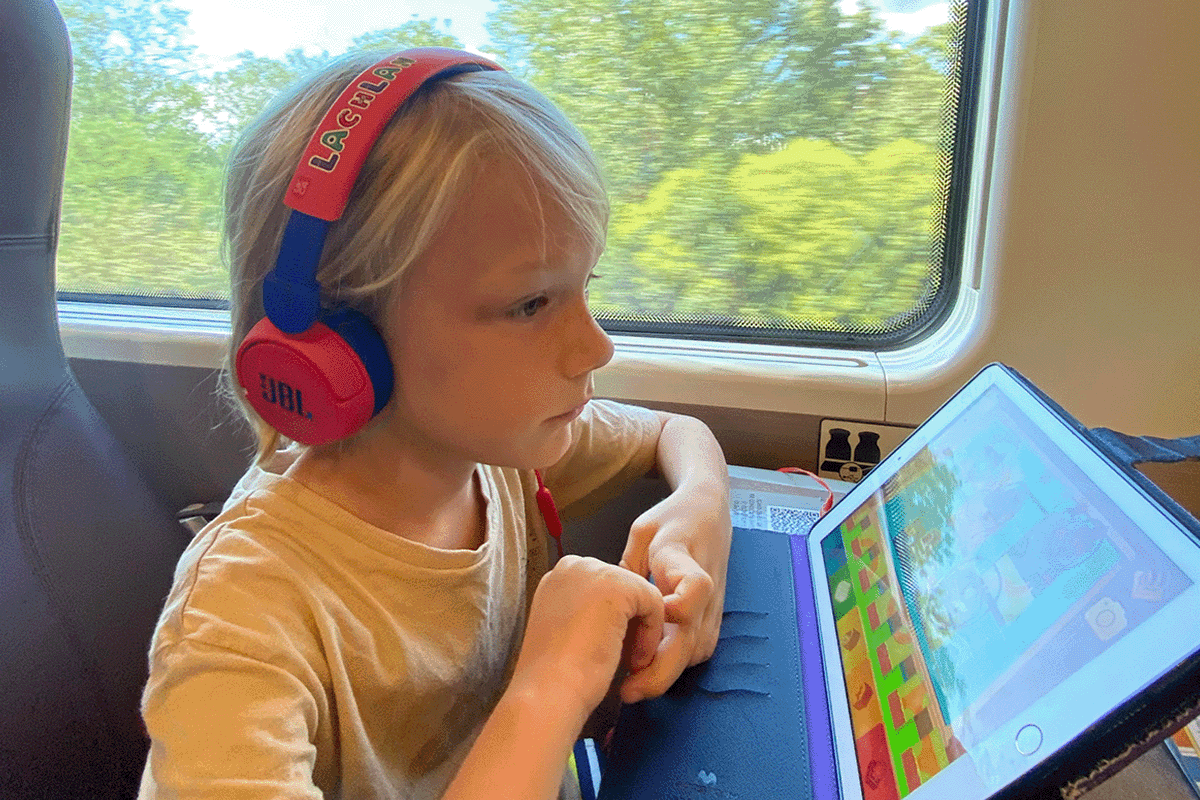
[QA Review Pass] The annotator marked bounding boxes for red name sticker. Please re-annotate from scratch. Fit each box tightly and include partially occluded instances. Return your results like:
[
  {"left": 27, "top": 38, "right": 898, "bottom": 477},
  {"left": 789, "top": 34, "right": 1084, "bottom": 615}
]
[{"left": 285, "top": 48, "right": 501, "bottom": 221}]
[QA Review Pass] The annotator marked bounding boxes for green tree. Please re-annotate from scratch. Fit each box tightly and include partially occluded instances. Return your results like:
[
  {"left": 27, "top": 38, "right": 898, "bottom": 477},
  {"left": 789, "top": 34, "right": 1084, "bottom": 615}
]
[
  {"left": 733, "top": 136, "right": 941, "bottom": 325},
  {"left": 57, "top": 0, "right": 225, "bottom": 296},
  {"left": 489, "top": 0, "right": 881, "bottom": 199},
  {"left": 841, "top": 21, "right": 962, "bottom": 154},
  {"left": 53, "top": 0, "right": 967, "bottom": 328},
  {"left": 56, "top": 4, "right": 471, "bottom": 298},
  {"left": 204, "top": 50, "right": 328, "bottom": 155},
  {"left": 489, "top": 0, "right": 963, "bottom": 330},
  {"left": 204, "top": 17, "right": 463, "bottom": 153},
  {"left": 602, "top": 136, "right": 941, "bottom": 326}
]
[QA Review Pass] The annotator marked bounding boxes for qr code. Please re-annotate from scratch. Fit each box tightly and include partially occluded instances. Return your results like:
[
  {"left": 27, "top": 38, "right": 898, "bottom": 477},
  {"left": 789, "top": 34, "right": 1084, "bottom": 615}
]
[{"left": 768, "top": 506, "right": 820, "bottom": 536}]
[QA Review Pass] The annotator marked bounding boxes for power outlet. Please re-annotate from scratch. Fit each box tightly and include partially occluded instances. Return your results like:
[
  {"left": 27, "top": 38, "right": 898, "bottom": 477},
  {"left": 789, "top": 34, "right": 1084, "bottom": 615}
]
[{"left": 817, "top": 419, "right": 915, "bottom": 483}]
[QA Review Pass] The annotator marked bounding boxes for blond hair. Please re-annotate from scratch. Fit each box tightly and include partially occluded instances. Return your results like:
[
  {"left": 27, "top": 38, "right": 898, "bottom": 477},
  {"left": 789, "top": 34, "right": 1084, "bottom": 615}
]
[{"left": 218, "top": 51, "right": 610, "bottom": 465}]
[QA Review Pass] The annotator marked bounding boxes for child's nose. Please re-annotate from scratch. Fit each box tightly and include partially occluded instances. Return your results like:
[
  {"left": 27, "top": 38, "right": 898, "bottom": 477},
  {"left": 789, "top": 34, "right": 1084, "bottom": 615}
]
[{"left": 563, "top": 302, "right": 614, "bottom": 379}]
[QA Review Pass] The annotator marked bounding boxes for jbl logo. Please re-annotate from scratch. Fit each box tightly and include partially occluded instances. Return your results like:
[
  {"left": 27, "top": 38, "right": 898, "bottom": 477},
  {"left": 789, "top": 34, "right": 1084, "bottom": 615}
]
[{"left": 260, "top": 374, "right": 313, "bottom": 420}]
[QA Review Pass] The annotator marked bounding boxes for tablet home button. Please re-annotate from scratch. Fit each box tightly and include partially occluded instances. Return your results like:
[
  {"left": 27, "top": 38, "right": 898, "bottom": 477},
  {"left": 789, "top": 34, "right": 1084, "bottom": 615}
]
[{"left": 1015, "top": 724, "right": 1043, "bottom": 755}]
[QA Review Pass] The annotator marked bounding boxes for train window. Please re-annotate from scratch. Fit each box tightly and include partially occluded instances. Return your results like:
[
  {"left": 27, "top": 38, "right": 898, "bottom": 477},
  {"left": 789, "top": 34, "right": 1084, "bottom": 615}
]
[{"left": 56, "top": 0, "right": 986, "bottom": 350}]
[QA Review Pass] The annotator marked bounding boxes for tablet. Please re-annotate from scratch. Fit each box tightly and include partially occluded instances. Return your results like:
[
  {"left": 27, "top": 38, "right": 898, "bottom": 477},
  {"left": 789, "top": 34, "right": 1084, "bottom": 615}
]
[
  {"left": 810, "top": 362, "right": 1200, "bottom": 799},
  {"left": 597, "top": 362, "right": 1200, "bottom": 800}
]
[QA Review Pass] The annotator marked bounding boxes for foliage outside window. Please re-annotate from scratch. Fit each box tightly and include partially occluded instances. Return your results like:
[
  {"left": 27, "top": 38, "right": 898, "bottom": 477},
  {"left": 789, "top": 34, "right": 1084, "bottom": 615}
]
[{"left": 56, "top": 0, "right": 979, "bottom": 347}]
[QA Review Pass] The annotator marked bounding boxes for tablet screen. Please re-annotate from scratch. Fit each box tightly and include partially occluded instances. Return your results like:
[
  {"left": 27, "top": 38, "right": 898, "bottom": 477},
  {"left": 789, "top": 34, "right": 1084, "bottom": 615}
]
[{"left": 815, "top": 375, "right": 1196, "bottom": 799}]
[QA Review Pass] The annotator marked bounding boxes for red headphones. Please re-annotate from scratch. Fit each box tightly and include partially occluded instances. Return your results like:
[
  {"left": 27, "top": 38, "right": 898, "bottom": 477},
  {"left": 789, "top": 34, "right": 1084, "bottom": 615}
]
[{"left": 235, "top": 48, "right": 503, "bottom": 446}]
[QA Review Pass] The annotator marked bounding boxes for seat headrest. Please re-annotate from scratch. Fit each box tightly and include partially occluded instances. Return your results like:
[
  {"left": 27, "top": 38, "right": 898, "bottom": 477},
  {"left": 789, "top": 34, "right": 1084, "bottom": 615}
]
[
  {"left": 0, "top": 0, "right": 71, "bottom": 241},
  {"left": 0, "top": 0, "right": 73, "bottom": 377}
]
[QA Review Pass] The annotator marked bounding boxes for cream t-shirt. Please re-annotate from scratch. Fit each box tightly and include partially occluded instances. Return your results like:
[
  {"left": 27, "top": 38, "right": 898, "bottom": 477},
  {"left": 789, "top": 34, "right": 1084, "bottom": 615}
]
[{"left": 139, "top": 400, "right": 661, "bottom": 800}]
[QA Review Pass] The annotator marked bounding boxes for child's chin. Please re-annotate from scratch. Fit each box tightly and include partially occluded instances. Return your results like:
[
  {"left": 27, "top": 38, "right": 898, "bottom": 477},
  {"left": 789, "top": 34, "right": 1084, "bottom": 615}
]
[
  {"left": 520, "top": 433, "right": 574, "bottom": 471},
  {"left": 479, "top": 436, "right": 570, "bottom": 472}
]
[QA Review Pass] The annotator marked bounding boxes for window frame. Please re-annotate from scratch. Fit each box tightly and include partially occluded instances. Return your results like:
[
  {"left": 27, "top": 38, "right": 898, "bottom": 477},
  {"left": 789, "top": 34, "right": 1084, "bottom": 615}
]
[{"left": 55, "top": 0, "right": 1020, "bottom": 422}]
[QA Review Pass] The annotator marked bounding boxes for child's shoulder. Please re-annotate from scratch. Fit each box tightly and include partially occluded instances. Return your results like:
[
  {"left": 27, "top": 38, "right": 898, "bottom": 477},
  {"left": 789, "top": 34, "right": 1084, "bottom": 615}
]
[
  {"left": 153, "top": 472, "right": 336, "bottom": 659},
  {"left": 163, "top": 505, "right": 308, "bottom": 615}
]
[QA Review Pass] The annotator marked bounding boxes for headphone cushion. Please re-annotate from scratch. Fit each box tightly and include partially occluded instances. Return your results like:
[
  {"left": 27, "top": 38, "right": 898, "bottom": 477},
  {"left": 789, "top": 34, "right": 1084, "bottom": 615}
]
[{"left": 235, "top": 314, "right": 391, "bottom": 446}]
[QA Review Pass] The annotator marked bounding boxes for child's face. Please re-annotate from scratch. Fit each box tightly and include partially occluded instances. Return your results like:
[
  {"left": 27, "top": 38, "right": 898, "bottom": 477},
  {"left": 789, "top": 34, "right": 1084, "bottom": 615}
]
[{"left": 380, "top": 157, "right": 614, "bottom": 471}]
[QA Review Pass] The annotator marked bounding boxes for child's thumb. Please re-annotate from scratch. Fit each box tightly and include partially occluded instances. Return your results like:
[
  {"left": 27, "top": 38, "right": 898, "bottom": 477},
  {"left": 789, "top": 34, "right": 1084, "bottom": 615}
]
[{"left": 619, "top": 518, "right": 657, "bottom": 578}]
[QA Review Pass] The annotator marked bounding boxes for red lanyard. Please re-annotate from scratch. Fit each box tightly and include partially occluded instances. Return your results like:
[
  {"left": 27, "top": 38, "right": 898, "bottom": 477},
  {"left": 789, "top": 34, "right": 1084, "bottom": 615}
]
[
  {"left": 777, "top": 467, "right": 836, "bottom": 515},
  {"left": 533, "top": 470, "right": 564, "bottom": 559}
]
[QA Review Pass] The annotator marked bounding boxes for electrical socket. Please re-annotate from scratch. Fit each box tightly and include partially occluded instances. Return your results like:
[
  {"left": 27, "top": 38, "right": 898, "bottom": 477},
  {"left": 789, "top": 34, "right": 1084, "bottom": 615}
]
[{"left": 817, "top": 419, "right": 915, "bottom": 484}]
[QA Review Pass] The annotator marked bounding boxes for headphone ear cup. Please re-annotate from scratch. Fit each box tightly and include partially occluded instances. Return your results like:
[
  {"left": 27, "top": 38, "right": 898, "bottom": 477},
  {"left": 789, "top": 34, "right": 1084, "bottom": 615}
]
[{"left": 235, "top": 309, "right": 394, "bottom": 446}]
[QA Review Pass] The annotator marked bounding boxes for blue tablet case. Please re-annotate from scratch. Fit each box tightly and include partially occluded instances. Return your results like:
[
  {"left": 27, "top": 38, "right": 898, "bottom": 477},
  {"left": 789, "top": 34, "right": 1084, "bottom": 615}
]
[
  {"left": 599, "top": 363, "right": 1200, "bottom": 800},
  {"left": 598, "top": 523, "right": 839, "bottom": 800}
]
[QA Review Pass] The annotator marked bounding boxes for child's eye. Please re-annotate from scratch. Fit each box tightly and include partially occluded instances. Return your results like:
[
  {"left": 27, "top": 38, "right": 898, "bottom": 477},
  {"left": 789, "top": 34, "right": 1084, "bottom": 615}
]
[{"left": 509, "top": 295, "right": 549, "bottom": 318}]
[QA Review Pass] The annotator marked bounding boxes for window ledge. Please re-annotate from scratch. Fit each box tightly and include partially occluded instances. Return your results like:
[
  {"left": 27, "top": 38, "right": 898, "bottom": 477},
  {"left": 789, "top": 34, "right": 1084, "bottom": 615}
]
[
  {"left": 59, "top": 301, "right": 230, "bottom": 369},
  {"left": 57, "top": 300, "right": 888, "bottom": 419},
  {"left": 56, "top": 272, "right": 990, "bottom": 422}
]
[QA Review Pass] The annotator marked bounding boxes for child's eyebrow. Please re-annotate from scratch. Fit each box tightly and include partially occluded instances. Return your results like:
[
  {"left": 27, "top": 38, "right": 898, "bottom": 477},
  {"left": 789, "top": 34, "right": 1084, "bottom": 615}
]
[
  {"left": 506, "top": 260, "right": 549, "bottom": 275},
  {"left": 484, "top": 259, "right": 554, "bottom": 287},
  {"left": 468, "top": 260, "right": 551, "bottom": 300}
]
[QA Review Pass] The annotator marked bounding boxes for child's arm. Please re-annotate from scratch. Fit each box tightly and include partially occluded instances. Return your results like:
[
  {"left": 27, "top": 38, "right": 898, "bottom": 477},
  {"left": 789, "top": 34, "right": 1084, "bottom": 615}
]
[
  {"left": 443, "top": 555, "right": 663, "bottom": 800},
  {"left": 617, "top": 412, "right": 733, "bottom": 702}
]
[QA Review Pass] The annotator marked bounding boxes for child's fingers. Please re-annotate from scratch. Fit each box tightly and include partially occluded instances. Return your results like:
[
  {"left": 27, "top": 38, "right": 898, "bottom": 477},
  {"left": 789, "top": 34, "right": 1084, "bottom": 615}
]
[
  {"left": 621, "top": 569, "right": 665, "bottom": 671},
  {"left": 619, "top": 621, "right": 690, "bottom": 703},
  {"left": 519, "top": 558, "right": 665, "bottom": 714},
  {"left": 652, "top": 546, "right": 716, "bottom": 619},
  {"left": 619, "top": 520, "right": 656, "bottom": 578},
  {"left": 661, "top": 567, "right": 722, "bottom": 662},
  {"left": 661, "top": 569, "right": 715, "bottom": 623},
  {"left": 608, "top": 559, "right": 667, "bottom": 677}
]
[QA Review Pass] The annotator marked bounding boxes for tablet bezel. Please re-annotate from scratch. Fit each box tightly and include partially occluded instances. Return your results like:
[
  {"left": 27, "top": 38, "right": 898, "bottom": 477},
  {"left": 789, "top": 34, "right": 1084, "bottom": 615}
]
[{"left": 806, "top": 362, "right": 1200, "bottom": 800}]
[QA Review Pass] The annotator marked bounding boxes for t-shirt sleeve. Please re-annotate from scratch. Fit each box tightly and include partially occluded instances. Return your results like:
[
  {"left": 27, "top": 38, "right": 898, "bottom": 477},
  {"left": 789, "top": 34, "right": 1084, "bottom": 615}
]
[
  {"left": 541, "top": 399, "right": 663, "bottom": 519},
  {"left": 139, "top": 636, "right": 323, "bottom": 800}
]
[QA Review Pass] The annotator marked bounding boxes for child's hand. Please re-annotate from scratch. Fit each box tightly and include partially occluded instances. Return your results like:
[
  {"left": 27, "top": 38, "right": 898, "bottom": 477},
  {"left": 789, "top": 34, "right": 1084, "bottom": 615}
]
[
  {"left": 510, "top": 555, "right": 665, "bottom": 727},
  {"left": 617, "top": 488, "right": 732, "bottom": 702}
]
